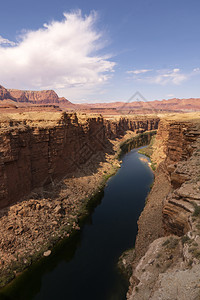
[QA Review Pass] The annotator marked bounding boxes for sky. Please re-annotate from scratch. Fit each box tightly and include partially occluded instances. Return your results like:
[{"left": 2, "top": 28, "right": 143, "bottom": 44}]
[{"left": 0, "top": 0, "right": 200, "bottom": 103}]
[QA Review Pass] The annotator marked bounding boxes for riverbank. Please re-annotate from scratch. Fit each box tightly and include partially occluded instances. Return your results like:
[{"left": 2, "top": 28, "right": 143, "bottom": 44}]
[
  {"left": 117, "top": 135, "right": 162, "bottom": 279},
  {"left": 0, "top": 140, "right": 120, "bottom": 288},
  {"left": 0, "top": 128, "right": 156, "bottom": 291}
]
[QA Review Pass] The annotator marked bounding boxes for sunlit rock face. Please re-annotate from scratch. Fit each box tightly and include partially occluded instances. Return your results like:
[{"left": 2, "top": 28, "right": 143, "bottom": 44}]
[
  {"left": 127, "top": 113, "right": 200, "bottom": 300},
  {"left": 153, "top": 118, "right": 200, "bottom": 235},
  {"left": 0, "top": 112, "right": 159, "bottom": 208}
]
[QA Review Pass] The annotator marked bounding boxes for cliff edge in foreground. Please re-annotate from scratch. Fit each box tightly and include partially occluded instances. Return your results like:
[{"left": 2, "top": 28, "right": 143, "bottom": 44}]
[{"left": 127, "top": 112, "right": 200, "bottom": 300}]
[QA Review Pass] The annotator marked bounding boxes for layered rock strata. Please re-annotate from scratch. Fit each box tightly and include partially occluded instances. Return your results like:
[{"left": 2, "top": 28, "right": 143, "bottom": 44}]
[
  {"left": 0, "top": 85, "right": 71, "bottom": 107},
  {"left": 127, "top": 113, "right": 200, "bottom": 300},
  {"left": 0, "top": 113, "right": 159, "bottom": 209}
]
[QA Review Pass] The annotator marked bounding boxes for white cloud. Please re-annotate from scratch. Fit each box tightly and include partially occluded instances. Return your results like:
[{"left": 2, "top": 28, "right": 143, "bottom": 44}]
[
  {"left": 0, "top": 10, "right": 115, "bottom": 100},
  {"left": 173, "top": 68, "right": 180, "bottom": 73},
  {"left": 127, "top": 67, "right": 195, "bottom": 85},
  {"left": 127, "top": 69, "right": 151, "bottom": 75},
  {"left": 193, "top": 67, "right": 200, "bottom": 73},
  {"left": 0, "top": 35, "right": 16, "bottom": 46},
  {"left": 166, "top": 94, "right": 175, "bottom": 98},
  {"left": 152, "top": 69, "right": 187, "bottom": 85}
]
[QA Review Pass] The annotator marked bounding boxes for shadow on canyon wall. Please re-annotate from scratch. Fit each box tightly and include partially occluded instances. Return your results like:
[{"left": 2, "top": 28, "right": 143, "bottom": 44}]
[{"left": 0, "top": 113, "right": 159, "bottom": 210}]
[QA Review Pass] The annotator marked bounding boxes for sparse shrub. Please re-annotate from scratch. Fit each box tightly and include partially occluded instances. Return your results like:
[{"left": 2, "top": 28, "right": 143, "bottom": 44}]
[
  {"left": 151, "top": 162, "right": 157, "bottom": 171},
  {"left": 192, "top": 202, "right": 200, "bottom": 217},
  {"left": 181, "top": 235, "right": 190, "bottom": 245},
  {"left": 188, "top": 246, "right": 197, "bottom": 254},
  {"left": 163, "top": 237, "right": 179, "bottom": 249},
  {"left": 194, "top": 250, "right": 200, "bottom": 259},
  {"left": 162, "top": 239, "right": 170, "bottom": 247},
  {"left": 188, "top": 259, "right": 193, "bottom": 267},
  {"left": 156, "top": 263, "right": 160, "bottom": 268},
  {"left": 168, "top": 237, "right": 179, "bottom": 249},
  {"left": 149, "top": 182, "right": 154, "bottom": 190}
]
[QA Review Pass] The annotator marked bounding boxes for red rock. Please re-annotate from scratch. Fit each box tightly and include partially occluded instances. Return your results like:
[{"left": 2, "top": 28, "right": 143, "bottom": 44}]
[
  {"left": 1, "top": 84, "right": 200, "bottom": 113},
  {"left": 0, "top": 112, "right": 159, "bottom": 208}
]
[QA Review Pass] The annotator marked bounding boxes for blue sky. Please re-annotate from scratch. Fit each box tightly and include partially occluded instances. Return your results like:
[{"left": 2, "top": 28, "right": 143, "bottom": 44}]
[{"left": 0, "top": 0, "right": 200, "bottom": 102}]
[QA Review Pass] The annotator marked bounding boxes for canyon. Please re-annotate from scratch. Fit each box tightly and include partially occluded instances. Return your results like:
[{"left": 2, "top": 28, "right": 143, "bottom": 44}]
[
  {"left": 0, "top": 111, "right": 158, "bottom": 288},
  {"left": 0, "top": 112, "right": 158, "bottom": 208},
  {"left": 0, "top": 104, "right": 200, "bottom": 299}
]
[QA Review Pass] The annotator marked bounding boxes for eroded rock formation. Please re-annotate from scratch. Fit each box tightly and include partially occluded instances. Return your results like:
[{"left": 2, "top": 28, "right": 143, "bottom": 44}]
[
  {"left": 0, "top": 113, "right": 159, "bottom": 209},
  {"left": 0, "top": 85, "right": 71, "bottom": 106},
  {"left": 152, "top": 117, "right": 200, "bottom": 236},
  {"left": 8, "top": 89, "right": 59, "bottom": 104},
  {"left": 127, "top": 112, "right": 200, "bottom": 300}
]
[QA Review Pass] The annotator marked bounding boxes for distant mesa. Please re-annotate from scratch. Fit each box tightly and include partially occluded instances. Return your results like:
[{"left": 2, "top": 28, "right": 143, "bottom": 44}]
[
  {"left": 0, "top": 85, "right": 15, "bottom": 101},
  {"left": 0, "top": 84, "right": 200, "bottom": 114},
  {"left": 0, "top": 84, "right": 72, "bottom": 105},
  {"left": 7, "top": 87, "right": 71, "bottom": 105},
  {"left": 0, "top": 85, "right": 74, "bottom": 113}
]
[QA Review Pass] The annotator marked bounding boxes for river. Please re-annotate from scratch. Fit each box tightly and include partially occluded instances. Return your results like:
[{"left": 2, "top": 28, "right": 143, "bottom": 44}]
[{"left": 1, "top": 147, "right": 154, "bottom": 300}]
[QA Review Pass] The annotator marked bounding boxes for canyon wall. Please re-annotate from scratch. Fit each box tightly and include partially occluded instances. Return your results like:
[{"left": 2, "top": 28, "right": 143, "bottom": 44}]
[
  {"left": 0, "top": 112, "right": 159, "bottom": 209},
  {"left": 128, "top": 113, "right": 200, "bottom": 300},
  {"left": 8, "top": 89, "right": 60, "bottom": 104},
  {"left": 152, "top": 116, "right": 200, "bottom": 236}
]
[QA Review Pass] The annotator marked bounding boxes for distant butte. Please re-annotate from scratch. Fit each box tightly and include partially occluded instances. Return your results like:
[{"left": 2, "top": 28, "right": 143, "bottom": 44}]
[{"left": 0, "top": 84, "right": 200, "bottom": 114}]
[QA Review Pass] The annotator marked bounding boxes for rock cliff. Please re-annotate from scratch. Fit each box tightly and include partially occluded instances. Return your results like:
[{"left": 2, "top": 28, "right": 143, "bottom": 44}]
[
  {"left": 8, "top": 89, "right": 63, "bottom": 104},
  {"left": 0, "top": 85, "right": 14, "bottom": 101},
  {"left": 152, "top": 114, "right": 200, "bottom": 236},
  {"left": 0, "top": 113, "right": 159, "bottom": 209},
  {"left": 0, "top": 85, "right": 71, "bottom": 105},
  {"left": 0, "top": 112, "right": 159, "bottom": 288},
  {"left": 127, "top": 112, "right": 200, "bottom": 300}
]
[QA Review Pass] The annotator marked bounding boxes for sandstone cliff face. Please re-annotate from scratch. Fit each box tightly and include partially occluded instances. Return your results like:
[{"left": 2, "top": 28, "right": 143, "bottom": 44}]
[
  {"left": 152, "top": 119, "right": 194, "bottom": 166},
  {"left": 8, "top": 89, "right": 60, "bottom": 104},
  {"left": 0, "top": 113, "right": 159, "bottom": 209},
  {"left": 128, "top": 113, "right": 200, "bottom": 300},
  {"left": 0, "top": 85, "right": 14, "bottom": 101},
  {"left": 0, "top": 85, "right": 71, "bottom": 105},
  {"left": 152, "top": 116, "right": 200, "bottom": 235}
]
